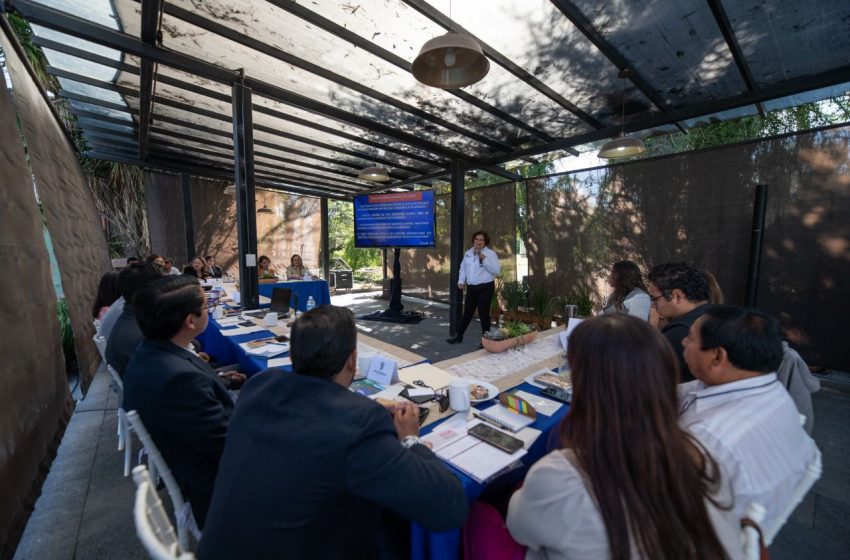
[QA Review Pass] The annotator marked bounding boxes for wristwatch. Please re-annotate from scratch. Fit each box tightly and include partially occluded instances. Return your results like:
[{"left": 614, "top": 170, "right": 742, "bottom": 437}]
[{"left": 401, "top": 435, "right": 424, "bottom": 449}]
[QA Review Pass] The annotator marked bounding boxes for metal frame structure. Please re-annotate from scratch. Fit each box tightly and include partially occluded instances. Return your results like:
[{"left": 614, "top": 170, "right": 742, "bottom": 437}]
[{"left": 3, "top": 0, "right": 850, "bottom": 324}]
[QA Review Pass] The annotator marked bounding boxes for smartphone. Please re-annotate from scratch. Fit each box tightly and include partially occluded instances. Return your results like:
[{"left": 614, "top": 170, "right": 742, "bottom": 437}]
[
  {"left": 468, "top": 423, "right": 524, "bottom": 454},
  {"left": 237, "top": 320, "right": 254, "bottom": 327},
  {"left": 274, "top": 335, "right": 289, "bottom": 342},
  {"left": 540, "top": 386, "right": 572, "bottom": 404},
  {"left": 418, "top": 406, "right": 430, "bottom": 426}
]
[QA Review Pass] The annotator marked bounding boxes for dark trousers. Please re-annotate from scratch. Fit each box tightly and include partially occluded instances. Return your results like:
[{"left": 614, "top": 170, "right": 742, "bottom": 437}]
[{"left": 457, "top": 281, "right": 495, "bottom": 336}]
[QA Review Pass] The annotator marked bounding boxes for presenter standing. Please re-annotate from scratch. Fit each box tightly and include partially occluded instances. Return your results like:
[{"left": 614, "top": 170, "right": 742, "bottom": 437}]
[{"left": 447, "top": 231, "right": 500, "bottom": 344}]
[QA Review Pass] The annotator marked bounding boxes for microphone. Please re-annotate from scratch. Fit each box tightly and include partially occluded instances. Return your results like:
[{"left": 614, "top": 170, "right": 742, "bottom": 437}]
[{"left": 474, "top": 247, "right": 483, "bottom": 267}]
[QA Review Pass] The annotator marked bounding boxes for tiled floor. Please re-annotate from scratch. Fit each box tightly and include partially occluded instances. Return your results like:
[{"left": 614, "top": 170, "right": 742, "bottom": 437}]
[{"left": 13, "top": 292, "right": 850, "bottom": 559}]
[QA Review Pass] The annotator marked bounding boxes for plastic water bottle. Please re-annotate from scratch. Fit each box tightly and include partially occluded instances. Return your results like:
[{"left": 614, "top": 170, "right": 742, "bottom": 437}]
[{"left": 306, "top": 295, "right": 316, "bottom": 311}]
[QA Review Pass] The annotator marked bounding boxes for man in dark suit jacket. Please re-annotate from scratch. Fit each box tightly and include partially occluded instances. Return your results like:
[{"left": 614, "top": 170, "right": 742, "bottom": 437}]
[
  {"left": 123, "top": 275, "right": 240, "bottom": 528},
  {"left": 105, "top": 262, "right": 160, "bottom": 377},
  {"left": 198, "top": 306, "right": 468, "bottom": 560},
  {"left": 648, "top": 262, "right": 711, "bottom": 382}
]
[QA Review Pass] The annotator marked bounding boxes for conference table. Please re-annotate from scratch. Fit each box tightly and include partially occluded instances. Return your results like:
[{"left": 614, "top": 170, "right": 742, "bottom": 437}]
[
  {"left": 199, "top": 309, "right": 568, "bottom": 560},
  {"left": 411, "top": 328, "right": 568, "bottom": 560},
  {"left": 257, "top": 279, "right": 331, "bottom": 311}
]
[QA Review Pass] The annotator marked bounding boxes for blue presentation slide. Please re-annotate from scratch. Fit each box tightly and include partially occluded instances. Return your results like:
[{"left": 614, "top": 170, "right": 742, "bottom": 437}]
[{"left": 354, "top": 190, "right": 436, "bottom": 248}]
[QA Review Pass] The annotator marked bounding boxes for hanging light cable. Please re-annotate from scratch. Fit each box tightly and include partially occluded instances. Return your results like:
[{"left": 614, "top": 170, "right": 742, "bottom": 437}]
[{"left": 598, "top": 69, "right": 646, "bottom": 159}]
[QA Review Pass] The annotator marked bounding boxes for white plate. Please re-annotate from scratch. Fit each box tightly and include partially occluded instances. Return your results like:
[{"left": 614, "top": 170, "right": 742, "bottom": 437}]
[{"left": 469, "top": 381, "right": 500, "bottom": 403}]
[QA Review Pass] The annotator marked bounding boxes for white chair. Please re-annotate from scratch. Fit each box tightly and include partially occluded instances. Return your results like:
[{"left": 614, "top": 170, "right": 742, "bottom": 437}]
[
  {"left": 132, "top": 465, "right": 196, "bottom": 560},
  {"left": 764, "top": 448, "right": 823, "bottom": 544},
  {"left": 741, "top": 503, "right": 766, "bottom": 560},
  {"left": 107, "top": 364, "right": 133, "bottom": 476},
  {"left": 93, "top": 334, "right": 107, "bottom": 361},
  {"left": 127, "top": 410, "right": 200, "bottom": 551}
]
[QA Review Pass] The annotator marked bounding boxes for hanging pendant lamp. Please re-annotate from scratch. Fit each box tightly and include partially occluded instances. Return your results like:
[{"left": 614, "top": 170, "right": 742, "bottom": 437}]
[
  {"left": 412, "top": 32, "right": 490, "bottom": 89},
  {"left": 598, "top": 69, "right": 646, "bottom": 159},
  {"left": 257, "top": 191, "right": 274, "bottom": 214},
  {"left": 358, "top": 166, "right": 390, "bottom": 182}
]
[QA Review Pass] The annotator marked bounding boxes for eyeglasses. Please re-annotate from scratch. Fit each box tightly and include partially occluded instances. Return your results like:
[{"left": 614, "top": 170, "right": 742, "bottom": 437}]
[
  {"left": 649, "top": 293, "right": 667, "bottom": 305},
  {"left": 204, "top": 300, "right": 218, "bottom": 312}
]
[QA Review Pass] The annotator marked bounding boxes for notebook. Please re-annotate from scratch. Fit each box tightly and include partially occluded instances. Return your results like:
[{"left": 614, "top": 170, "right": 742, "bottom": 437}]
[
  {"left": 434, "top": 420, "right": 527, "bottom": 483},
  {"left": 474, "top": 403, "right": 536, "bottom": 432}
]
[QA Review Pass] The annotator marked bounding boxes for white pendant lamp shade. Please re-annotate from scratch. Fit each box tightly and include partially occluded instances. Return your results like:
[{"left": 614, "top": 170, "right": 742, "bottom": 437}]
[
  {"left": 597, "top": 135, "right": 646, "bottom": 158},
  {"left": 411, "top": 32, "right": 490, "bottom": 89},
  {"left": 358, "top": 166, "right": 390, "bottom": 182},
  {"left": 598, "top": 68, "right": 646, "bottom": 159}
]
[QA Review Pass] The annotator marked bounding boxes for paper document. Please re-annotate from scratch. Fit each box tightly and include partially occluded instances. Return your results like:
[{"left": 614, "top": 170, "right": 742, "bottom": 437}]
[
  {"left": 220, "top": 326, "right": 266, "bottom": 337},
  {"left": 435, "top": 421, "right": 527, "bottom": 483},
  {"left": 421, "top": 414, "right": 469, "bottom": 452},
  {"left": 268, "top": 356, "right": 292, "bottom": 368},
  {"left": 240, "top": 342, "right": 289, "bottom": 358},
  {"left": 398, "top": 363, "right": 455, "bottom": 391},
  {"left": 215, "top": 317, "right": 241, "bottom": 327}
]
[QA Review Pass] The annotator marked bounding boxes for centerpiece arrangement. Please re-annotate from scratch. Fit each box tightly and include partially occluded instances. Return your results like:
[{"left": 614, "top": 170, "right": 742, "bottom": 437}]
[{"left": 481, "top": 320, "right": 538, "bottom": 353}]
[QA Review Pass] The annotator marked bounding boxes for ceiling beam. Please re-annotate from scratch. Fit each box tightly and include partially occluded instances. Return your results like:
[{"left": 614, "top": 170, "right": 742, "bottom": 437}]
[
  {"left": 12, "top": 0, "right": 471, "bottom": 162},
  {"left": 485, "top": 62, "right": 850, "bottom": 164},
  {"left": 266, "top": 0, "right": 555, "bottom": 145},
  {"left": 402, "top": 0, "right": 603, "bottom": 130},
  {"left": 705, "top": 0, "right": 767, "bottom": 117},
  {"left": 163, "top": 1, "right": 514, "bottom": 154},
  {"left": 359, "top": 170, "right": 450, "bottom": 195},
  {"left": 137, "top": 0, "right": 163, "bottom": 159}
]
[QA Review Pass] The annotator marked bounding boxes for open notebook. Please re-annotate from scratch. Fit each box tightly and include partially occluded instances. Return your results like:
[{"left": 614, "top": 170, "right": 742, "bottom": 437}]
[{"left": 474, "top": 403, "right": 535, "bottom": 432}]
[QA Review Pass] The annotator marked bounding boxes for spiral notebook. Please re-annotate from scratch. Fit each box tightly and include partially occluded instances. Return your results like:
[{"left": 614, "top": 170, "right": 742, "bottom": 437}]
[{"left": 475, "top": 403, "right": 535, "bottom": 433}]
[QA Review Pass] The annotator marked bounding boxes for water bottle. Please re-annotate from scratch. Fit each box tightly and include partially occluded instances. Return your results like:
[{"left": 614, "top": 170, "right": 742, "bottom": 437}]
[
  {"left": 498, "top": 314, "right": 505, "bottom": 329},
  {"left": 306, "top": 295, "right": 316, "bottom": 311}
]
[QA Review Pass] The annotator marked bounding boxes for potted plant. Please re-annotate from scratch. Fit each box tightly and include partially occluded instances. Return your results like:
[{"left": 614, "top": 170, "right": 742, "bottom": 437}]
[
  {"left": 481, "top": 320, "right": 539, "bottom": 353},
  {"left": 495, "top": 280, "right": 528, "bottom": 323},
  {"left": 557, "top": 283, "right": 599, "bottom": 323},
  {"left": 528, "top": 283, "right": 557, "bottom": 330}
]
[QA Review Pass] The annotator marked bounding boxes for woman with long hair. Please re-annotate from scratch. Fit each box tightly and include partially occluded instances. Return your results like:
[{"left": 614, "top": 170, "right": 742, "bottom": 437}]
[
  {"left": 92, "top": 271, "right": 121, "bottom": 320},
  {"left": 601, "top": 260, "right": 651, "bottom": 320},
  {"left": 286, "top": 254, "right": 307, "bottom": 280},
  {"left": 184, "top": 256, "right": 210, "bottom": 280},
  {"left": 507, "top": 315, "right": 740, "bottom": 560},
  {"left": 258, "top": 255, "right": 277, "bottom": 279}
]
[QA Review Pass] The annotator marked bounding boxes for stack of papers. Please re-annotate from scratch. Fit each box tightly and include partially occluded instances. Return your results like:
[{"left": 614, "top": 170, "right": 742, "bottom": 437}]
[
  {"left": 422, "top": 415, "right": 529, "bottom": 483},
  {"left": 215, "top": 317, "right": 242, "bottom": 327},
  {"left": 268, "top": 356, "right": 292, "bottom": 368},
  {"left": 239, "top": 341, "right": 289, "bottom": 358}
]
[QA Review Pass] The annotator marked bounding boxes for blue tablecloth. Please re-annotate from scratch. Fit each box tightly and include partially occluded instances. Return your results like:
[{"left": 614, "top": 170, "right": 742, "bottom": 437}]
[
  {"left": 257, "top": 279, "right": 331, "bottom": 311},
  {"left": 411, "top": 380, "right": 569, "bottom": 560},
  {"left": 197, "top": 315, "right": 292, "bottom": 376}
]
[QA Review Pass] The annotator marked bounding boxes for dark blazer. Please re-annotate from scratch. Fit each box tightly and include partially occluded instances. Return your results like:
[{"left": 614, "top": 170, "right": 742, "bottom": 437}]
[
  {"left": 662, "top": 303, "right": 709, "bottom": 383},
  {"left": 104, "top": 305, "right": 143, "bottom": 377},
  {"left": 198, "top": 370, "right": 468, "bottom": 560},
  {"left": 123, "top": 338, "right": 234, "bottom": 528}
]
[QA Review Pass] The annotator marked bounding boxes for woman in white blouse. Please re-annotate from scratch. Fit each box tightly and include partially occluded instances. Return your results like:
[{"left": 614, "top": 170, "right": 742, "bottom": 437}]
[
  {"left": 601, "top": 260, "right": 651, "bottom": 320},
  {"left": 446, "top": 230, "right": 501, "bottom": 345},
  {"left": 507, "top": 315, "right": 741, "bottom": 560}
]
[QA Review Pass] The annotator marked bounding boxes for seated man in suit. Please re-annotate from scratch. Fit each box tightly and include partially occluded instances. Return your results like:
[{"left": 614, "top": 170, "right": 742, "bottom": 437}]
[
  {"left": 105, "top": 262, "right": 161, "bottom": 377},
  {"left": 123, "top": 275, "right": 240, "bottom": 528},
  {"left": 648, "top": 262, "right": 711, "bottom": 382},
  {"left": 680, "top": 305, "right": 819, "bottom": 533},
  {"left": 198, "top": 306, "right": 468, "bottom": 559}
]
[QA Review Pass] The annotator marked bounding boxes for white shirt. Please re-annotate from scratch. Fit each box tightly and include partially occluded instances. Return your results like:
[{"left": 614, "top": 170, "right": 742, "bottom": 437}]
[
  {"left": 679, "top": 374, "right": 818, "bottom": 533},
  {"left": 99, "top": 296, "right": 125, "bottom": 342},
  {"left": 458, "top": 246, "right": 500, "bottom": 286},
  {"left": 507, "top": 449, "right": 742, "bottom": 560},
  {"left": 601, "top": 289, "right": 651, "bottom": 320}
]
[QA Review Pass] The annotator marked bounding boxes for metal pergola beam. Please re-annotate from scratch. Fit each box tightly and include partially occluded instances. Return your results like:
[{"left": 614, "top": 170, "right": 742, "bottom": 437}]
[
  {"left": 705, "top": 0, "right": 767, "bottom": 117},
  {"left": 35, "top": 35, "right": 439, "bottom": 171},
  {"left": 47, "top": 66, "right": 431, "bottom": 176},
  {"left": 232, "top": 82, "right": 259, "bottom": 309},
  {"left": 359, "top": 169, "right": 450, "bottom": 195},
  {"left": 137, "top": 0, "right": 163, "bottom": 160},
  {"left": 549, "top": 0, "right": 688, "bottom": 133},
  {"left": 486, "top": 62, "right": 850, "bottom": 165},
  {"left": 13, "top": 0, "right": 471, "bottom": 163},
  {"left": 448, "top": 158, "right": 465, "bottom": 336},
  {"left": 164, "top": 1, "right": 515, "bottom": 154},
  {"left": 402, "top": 0, "right": 603, "bottom": 130},
  {"left": 266, "top": 0, "right": 556, "bottom": 145}
]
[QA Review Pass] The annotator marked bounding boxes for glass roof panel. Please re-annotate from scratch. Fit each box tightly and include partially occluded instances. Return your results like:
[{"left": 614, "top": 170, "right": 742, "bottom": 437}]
[
  {"left": 163, "top": 0, "right": 541, "bottom": 147},
  {"left": 443, "top": 0, "right": 658, "bottom": 124},
  {"left": 570, "top": 0, "right": 748, "bottom": 108},
  {"left": 146, "top": 11, "right": 491, "bottom": 157},
  {"left": 56, "top": 77, "right": 128, "bottom": 110},
  {"left": 722, "top": 0, "right": 850, "bottom": 84},
  {"left": 762, "top": 83, "right": 850, "bottom": 113},
  {"left": 299, "top": 0, "right": 594, "bottom": 138},
  {"left": 682, "top": 105, "right": 759, "bottom": 129},
  {"left": 34, "top": 0, "right": 123, "bottom": 32},
  {"left": 67, "top": 98, "right": 134, "bottom": 123}
]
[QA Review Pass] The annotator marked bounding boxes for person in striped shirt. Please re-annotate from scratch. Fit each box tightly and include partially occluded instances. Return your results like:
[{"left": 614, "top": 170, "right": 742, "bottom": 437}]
[{"left": 680, "top": 305, "right": 818, "bottom": 536}]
